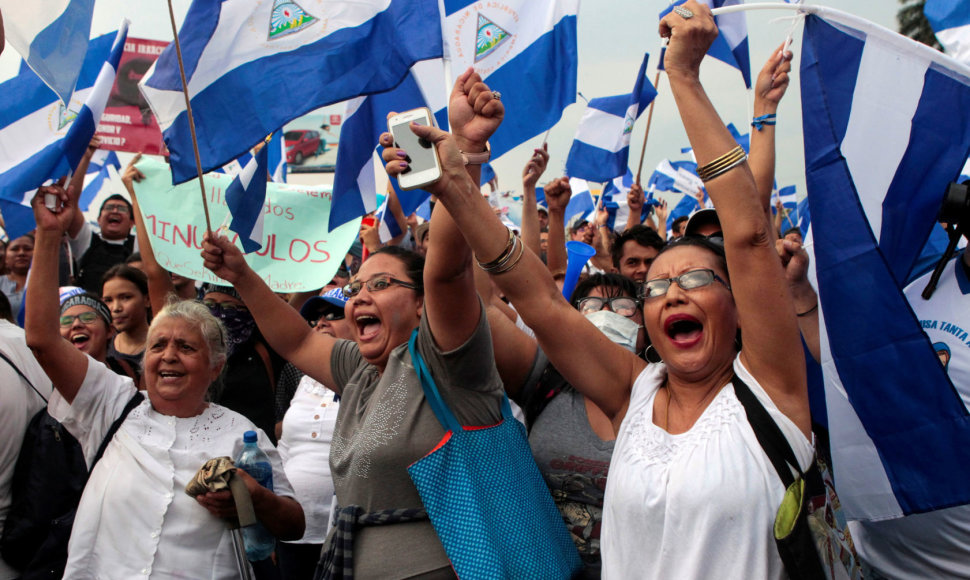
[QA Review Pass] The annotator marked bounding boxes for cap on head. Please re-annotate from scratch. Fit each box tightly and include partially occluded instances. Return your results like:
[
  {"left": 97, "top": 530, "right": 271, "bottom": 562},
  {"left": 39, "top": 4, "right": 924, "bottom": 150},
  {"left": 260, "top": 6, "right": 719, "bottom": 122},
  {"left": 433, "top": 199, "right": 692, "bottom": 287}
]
[
  {"left": 684, "top": 208, "right": 721, "bottom": 237},
  {"left": 60, "top": 292, "right": 112, "bottom": 327},
  {"left": 299, "top": 287, "right": 348, "bottom": 321}
]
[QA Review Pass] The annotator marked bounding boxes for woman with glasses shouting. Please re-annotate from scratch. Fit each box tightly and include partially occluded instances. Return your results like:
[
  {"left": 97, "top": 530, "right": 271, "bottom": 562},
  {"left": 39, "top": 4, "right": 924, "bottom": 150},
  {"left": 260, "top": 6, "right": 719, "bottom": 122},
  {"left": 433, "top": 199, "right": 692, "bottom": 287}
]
[
  {"left": 378, "top": 2, "right": 811, "bottom": 578},
  {"left": 201, "top": 67, "right": 511, "bottom": 579}
]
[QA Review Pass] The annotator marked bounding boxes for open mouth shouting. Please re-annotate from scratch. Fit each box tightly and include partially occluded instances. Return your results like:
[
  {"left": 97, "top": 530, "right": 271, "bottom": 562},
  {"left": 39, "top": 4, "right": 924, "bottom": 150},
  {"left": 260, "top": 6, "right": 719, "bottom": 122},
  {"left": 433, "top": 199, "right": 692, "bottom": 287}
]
[
  {"left": 355, "top": 314, "right": 381, "bottom": 342},
  {"left": 664, "top": 314, "right": 703, "bottom": 349},
  {"left": 69, "top": 331, "right": 92, "bottom": 351}
]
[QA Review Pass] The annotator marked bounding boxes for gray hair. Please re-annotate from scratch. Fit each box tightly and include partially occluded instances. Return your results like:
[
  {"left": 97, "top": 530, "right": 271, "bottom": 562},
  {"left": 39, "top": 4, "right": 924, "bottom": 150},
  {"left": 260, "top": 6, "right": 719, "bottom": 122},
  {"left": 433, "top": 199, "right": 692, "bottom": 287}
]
[{"left": 146, "top": 295, "right": 228, "bottom": 371}]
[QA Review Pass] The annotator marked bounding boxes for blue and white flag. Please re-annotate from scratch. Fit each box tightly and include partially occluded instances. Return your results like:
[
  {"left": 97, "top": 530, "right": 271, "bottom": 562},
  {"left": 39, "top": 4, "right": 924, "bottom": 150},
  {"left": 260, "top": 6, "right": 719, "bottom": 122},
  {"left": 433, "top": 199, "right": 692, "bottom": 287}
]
[
  {"left": 0, "top": 26, "right": 127, "bottom": 204},
  {"left": 225, "top": 143, "right": 269, "bottom": 253},
  {"left": 659, "top": 0, "right": 751, "bottom": 88},
  {"left": 565, "top": 54, "right": 657, "bottom": 183},
  {"left": 140, "top": 0, "right": 443, "bottom": 185},
  {"left": 328, "top": 61, "right": 447, "bottom": 232},
  {"left": 665, "top": 192, "right": 699, "bottom": 230},
  {"left": 0, "top": 0, "right": 95, "bottom": 105},
  {"left": 800, "top": 10, "right": 970, "bottom": 520},
  {"left": 924, "top": 0, "right": 970, "bottom": 65},
  {"left": 648, "top": 159, "right": 705, "bottom": 198},
  {"left": 563, "top": 177, "right": 593, "bottom": 221},
  {"left": 376, "top": 197, "right": 404, "bottom": 243},
  {"left": 78, "top": 150, "right": 121, "bottom": 212},
  {"left": 442, "top": 0, "right": 578, "bottom": 158}
]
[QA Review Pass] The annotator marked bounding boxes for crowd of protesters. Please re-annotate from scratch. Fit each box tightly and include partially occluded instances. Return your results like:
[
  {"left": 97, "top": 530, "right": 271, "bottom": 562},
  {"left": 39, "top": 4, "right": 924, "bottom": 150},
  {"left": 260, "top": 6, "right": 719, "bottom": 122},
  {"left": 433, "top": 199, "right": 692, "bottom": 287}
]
[{"left": 0, "top": 3, "right": 967, "bottom": 579}]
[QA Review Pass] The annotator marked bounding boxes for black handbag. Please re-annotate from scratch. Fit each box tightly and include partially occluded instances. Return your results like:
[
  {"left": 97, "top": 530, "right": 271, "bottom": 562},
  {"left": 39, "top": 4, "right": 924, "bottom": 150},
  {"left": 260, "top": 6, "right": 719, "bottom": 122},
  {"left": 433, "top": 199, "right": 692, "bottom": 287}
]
[{"left": 732, "top": 376, "right": 863, "bottom": 580}]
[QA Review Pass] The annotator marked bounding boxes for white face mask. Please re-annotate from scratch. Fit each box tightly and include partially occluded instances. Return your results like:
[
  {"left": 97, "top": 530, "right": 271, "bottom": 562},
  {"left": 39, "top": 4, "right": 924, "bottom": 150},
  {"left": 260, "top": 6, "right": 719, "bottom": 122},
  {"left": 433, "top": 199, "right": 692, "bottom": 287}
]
[{"left": 585, "top": 309, "right": 640, "bottom": 353}]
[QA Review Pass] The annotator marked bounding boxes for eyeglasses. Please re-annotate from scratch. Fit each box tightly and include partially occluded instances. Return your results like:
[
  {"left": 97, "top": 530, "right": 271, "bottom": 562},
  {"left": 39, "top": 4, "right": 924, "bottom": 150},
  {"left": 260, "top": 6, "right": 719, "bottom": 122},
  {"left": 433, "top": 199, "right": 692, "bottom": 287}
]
[
  {"left": 101, "top": 203, "right": 130, "bottom": 214},
  {"left": 639, "top": 268, "right": 730, "bottom": 299},
  {"left": 343, "top": 275, "right": 416, "bottom": 298},
  {"left": 203, "top": 300, "right": 249, "bottom": 313},
  {"left": 60, "top": 311, "right": 100, "bottom": 327},
  {"left": 576, "top": 296, "right": 641, "bottom": 318},
  {"left": 309, "top": 311, "right": 345, "bottom": 327}
]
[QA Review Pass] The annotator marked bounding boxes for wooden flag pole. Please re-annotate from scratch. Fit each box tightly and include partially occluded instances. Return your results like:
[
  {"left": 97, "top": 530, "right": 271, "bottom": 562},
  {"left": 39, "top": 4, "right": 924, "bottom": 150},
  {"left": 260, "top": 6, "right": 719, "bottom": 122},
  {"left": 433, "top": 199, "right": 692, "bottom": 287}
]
[
  {"left": 166, "top": 0, "right": 213, "bottom": 234},
  {"left": 634, "top": 70, "right": 663, "bottom": 186}
]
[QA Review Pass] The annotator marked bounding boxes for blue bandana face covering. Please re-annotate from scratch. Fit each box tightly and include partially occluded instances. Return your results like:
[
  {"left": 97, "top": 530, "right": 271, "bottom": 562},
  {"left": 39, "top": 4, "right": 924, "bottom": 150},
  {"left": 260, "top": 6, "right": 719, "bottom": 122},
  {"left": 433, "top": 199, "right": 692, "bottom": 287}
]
[{"left": 206, "top": 303, "right": 256, "bottom": 357}]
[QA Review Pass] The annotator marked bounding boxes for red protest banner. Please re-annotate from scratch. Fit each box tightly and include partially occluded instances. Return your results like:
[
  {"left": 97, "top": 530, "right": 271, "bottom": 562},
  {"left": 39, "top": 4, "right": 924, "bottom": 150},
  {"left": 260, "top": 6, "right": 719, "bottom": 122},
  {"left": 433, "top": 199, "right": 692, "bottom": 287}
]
[{"left": 95, "top": 37, "right": 168, "bottom": 155}]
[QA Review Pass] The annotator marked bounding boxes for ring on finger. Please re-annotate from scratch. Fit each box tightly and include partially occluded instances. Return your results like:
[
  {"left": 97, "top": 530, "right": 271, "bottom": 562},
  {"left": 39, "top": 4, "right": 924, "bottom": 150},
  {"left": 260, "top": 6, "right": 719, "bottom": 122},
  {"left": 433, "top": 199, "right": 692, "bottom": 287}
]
[
  {"left": 673, "top": 5, "right": 693, "bottom": 18},
  {"left": 491, "top": 90, "right": 501, "bottom": 101}
]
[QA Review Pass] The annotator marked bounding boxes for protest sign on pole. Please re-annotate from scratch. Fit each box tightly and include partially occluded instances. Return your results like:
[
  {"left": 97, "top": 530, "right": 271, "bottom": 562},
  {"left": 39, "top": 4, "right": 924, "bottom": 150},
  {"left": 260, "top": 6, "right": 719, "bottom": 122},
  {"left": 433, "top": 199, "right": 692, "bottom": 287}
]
[
  {"left": 95, "top": 37, "right": 168, "bottom": 154},
  {"left": 133, "top": 157, "right": 360, "bottom": 292}
]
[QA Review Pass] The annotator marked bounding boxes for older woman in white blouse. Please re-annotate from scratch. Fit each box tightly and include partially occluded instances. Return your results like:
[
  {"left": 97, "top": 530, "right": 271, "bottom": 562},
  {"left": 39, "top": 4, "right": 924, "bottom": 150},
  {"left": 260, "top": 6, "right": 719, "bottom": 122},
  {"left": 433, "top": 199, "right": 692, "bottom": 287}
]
[{"left": 26, "top": 184, "right": 304, "bottom": 579}]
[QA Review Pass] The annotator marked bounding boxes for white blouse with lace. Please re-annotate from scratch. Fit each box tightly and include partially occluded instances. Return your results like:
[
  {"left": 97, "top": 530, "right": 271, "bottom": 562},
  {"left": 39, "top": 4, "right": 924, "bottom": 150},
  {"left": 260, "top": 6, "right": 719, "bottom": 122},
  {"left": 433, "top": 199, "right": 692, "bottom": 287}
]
[
  {"left": 49, "top": 355, "right": 293, "bottom": 580},
  {"left": 601, "top": 356, "right": 813, "bottom": 580}
]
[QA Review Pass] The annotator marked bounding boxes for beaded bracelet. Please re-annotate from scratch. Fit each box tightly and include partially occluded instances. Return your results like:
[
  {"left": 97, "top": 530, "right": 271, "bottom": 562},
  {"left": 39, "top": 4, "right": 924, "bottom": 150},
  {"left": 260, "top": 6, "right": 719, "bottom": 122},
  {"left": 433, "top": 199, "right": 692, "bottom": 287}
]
[
  {"left": 696, "top": 145, "right": 747, "bottom": 182},
  {"left": 751, "top": 113, "right": 777, "bottom": 131}
]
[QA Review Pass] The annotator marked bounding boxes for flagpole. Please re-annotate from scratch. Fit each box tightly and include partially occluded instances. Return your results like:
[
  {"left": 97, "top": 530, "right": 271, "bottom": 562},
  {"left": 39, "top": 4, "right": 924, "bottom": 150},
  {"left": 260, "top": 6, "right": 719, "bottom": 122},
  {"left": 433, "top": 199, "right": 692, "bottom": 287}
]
[
  {"left": 166, "top": 0, "right": 214, "bottom": 235},
  {"left": 634, "top": 70, "right": 663, "bottom": 185}
]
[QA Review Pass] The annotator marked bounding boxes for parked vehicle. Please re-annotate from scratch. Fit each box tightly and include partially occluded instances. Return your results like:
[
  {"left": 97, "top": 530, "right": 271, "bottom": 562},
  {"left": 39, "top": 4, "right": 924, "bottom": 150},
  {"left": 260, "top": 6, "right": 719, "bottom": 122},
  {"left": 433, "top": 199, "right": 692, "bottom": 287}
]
[{"left": 285, "top": 130, "right": 321, "bottom": 165}]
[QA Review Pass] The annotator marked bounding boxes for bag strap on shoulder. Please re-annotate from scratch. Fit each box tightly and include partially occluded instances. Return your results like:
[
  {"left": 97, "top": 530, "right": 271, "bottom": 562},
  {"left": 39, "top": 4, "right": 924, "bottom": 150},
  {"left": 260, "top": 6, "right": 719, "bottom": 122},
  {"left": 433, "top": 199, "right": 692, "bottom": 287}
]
[
  {"left": 731, "top": 375, "right": 802, "bottom": 488},
  {"left": 0, "top": 350, "right": 48, "bottom": 404},
  {"left": 92, "top": 391, "right": 144, "bottom": 466}
]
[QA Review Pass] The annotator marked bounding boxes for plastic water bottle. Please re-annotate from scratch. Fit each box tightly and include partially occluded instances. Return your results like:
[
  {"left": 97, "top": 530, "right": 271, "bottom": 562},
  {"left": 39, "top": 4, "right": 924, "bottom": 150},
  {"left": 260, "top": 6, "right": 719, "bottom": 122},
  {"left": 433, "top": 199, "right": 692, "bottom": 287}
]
[{"left": 234, "top": 430, "right": 276, "bottom": 561}]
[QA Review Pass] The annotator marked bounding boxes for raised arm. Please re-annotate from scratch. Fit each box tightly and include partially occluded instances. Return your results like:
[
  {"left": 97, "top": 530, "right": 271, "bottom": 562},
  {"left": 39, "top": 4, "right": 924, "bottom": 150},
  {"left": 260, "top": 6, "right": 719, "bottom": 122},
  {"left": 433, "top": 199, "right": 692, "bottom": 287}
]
[
  {"left": 748, "top": 44, "right": 792, "bottom": 221},
  {"left": 543, "top": 177, "right": 571, "bottom": 275},
  {"left": 201, "top": 233, "right": 339, "bottom": 391},
  {"left": 661, "top": 2, "right": 808, "bottom": 433},
  {"left": 382, "top": 131, "right": 644, "bottom": 423},
  {"left": 625, "top": 183, "right": 645, "bottom": 232},
  {"left": 124, "top": 155, "right": 177, "bottom": 315},
  {"left": 25, "top": 183, "right": 89, "bottom": 402},
  {"left": 520, "top": 144, "right": 549, "bottom": 258}
]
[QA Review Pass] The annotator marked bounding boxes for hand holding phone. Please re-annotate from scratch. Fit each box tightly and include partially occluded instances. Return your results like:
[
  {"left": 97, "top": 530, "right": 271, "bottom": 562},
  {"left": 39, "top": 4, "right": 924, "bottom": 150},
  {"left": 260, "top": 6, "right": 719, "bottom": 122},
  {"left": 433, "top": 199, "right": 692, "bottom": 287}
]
[{"left": 387, "top": 108, "right": 441, "bottom": 191}]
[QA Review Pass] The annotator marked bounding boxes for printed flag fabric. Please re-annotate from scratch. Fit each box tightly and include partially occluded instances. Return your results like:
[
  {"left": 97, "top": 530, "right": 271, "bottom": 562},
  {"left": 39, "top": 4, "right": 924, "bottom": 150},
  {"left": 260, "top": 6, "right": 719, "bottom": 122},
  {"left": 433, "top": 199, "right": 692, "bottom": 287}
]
[
  {"left": 0, "top": 0, "right": 95, "bottom": 105},
  {"left": 563, "top": 177, "right": 593, "bottom": 221},
  {"left": 442, "top": 0, "right": 578, "bottom": 158},
  {"left": 0, "top": 26, "right": 128, "bottom": 205},
  {"left": 800, "top": 10, "right": 970, "bottom": 520},
  {"left": 140, "top": 0, "right": 443, "bottom": 185},
  {"left": 924, "top": 0, "right": 970, "bottom": 65},
  {"left": 565, "top": 54, "right": 657, "bottom": 183},
  {"left": 659, "top": 0, "right": 751, "bottom": 88},
  {"left": 78, "top": 150, "right": 121, "bottom": 211},
  {"left": 225, "top": 143, "right": 269, "bottom": 253}
]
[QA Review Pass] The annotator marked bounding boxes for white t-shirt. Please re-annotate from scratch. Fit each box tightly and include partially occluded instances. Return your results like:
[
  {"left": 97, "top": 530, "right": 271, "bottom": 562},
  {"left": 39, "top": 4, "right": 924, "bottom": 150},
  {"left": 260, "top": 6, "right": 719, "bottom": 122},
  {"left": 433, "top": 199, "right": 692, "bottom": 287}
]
[
  {"left": 602, "top": 357, "right": 813, "bottom": 580},
  {"left": 49, "top": 356, "right": 293, "bottom": 580},
  {"left": 278, "top": 375, "right": 340, "bottom": 544},
  {"left": 848, "top": 253, "right": 970, "bottom": 579},
  {"left": 0, "top": 321, "right": 53, "bottom": 580}
]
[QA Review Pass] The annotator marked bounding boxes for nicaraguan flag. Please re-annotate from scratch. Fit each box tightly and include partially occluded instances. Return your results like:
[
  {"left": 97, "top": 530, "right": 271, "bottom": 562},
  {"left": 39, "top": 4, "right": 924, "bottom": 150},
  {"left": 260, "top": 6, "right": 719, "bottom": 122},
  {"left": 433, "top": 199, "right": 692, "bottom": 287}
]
[
  {"left": 78, "top": 150, "right": 121, "bottom": 211},
  {"left": 565, "top": 54, "right": 657, "bottom": 183},
  {"left": 376, "top": 197, "right": 403, "bottom": 243},
  {"left": 665, "top": 193, "right": 699, "bottom": 230},
  {"left": 0, "top": 26, "right": 127, "bottom": 203},
  {"left": 659, "top": 0, "right": 751, "bottom": 88},
  {"left": 328, "top": 61, "right": 447, "bottom": 232},
  {"left": 0, "top": 0, "right": 95, "bottom": 105},
  {"left": 800, "top": 10, "right": 970, "bottom": 520},
  {"left": 442, "top": 0, "right": 578, "bottom": 158},
  {"left": 649, "top": 159, "right": 705, "bottom": 197},
  {"left": 924, "top": 0, "right": 970, "bottom": 65},
  {"left": 140, "top": 0, "right": 443, "bottom": 185},
  {"left": 795, "top": 196, "right": 810, "bottom": 239},
  {"left": 225, "top": 143, "right": 269, "bottom": 253},
  {"left": 563, "top": 177, "right": 593, "bottom": 221}
]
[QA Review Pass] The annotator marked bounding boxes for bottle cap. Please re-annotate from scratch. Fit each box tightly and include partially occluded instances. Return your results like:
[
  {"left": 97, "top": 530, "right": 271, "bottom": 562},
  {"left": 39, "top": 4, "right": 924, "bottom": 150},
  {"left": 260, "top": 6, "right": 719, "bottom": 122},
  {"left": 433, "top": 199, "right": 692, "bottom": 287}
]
[{"left": 243, "top": 430, "right": 258, "bottom": 443}]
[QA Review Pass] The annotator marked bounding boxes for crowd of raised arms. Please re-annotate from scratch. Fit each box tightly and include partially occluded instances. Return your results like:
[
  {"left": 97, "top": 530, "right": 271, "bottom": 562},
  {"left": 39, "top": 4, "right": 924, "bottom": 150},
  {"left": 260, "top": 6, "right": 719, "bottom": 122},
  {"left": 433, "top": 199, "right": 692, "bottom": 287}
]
[{"left": 0, "top": 3, "right": 967, "bottom": 580}]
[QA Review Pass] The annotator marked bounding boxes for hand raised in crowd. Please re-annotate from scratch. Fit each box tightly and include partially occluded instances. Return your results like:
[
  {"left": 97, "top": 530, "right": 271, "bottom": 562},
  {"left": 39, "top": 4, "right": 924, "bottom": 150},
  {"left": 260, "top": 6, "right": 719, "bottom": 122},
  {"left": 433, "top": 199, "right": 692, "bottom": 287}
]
[
  {"left": 523, "top": 143, "right": 549, "bottom": 189},
  {"left": 627, "top": 183, "right": 645, "bottom": 213},
  {"left": 201, "top": 231, "right": 252, "bottom": 285},
  {"left": 543, "top": 177, "right": 572, "bottom": 214},
  {"left": 656, "top": 199, "right": 669, "bottom": 223},
  {"left": 360, "top": 215, "right": 381, "bottom": 253},
  {"left": 121, "top": 153, "right": 146, "bottom": 190},
  {"left": 776, "top": 237, "right": 810, "bottom": 286},
  {"left": 754, "top": 42, "right": 793, "bottom": 109},
  {"left": 659, "top": 0, "right": 717, "bottom": 79},
  {"left": 32, "top": 180, "right": 75, "bottom": 233},
  {"left": 449, "top": 67, "right": 505, "bottom": 152}
]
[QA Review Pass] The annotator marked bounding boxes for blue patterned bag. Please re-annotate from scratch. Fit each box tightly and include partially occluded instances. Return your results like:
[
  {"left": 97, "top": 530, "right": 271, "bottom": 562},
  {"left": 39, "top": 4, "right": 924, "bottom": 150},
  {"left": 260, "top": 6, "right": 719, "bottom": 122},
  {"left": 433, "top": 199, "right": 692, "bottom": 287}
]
[{"left": 406, "top": 330, "right": 582, "bottom": 580}]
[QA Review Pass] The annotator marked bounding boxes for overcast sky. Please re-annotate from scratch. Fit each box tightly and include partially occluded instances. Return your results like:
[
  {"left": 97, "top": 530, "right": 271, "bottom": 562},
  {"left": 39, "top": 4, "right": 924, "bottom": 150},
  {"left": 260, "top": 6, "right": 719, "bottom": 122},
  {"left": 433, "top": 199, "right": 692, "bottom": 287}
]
[{"left": 0, "top": 1, "right": 899, "bottom": 202}]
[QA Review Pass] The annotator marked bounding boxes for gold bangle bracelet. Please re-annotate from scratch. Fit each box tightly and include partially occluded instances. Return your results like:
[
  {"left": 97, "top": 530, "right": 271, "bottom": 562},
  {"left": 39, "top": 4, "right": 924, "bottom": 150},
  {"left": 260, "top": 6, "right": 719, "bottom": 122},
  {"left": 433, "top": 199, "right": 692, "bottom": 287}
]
[
  {"left": 490, "top": 235, "right": 525, "bottom": 275},
  {"left": 697, "top": 145, "right": 747, "bottom": 182},
  {"left": 476, "top": 228, "right": 515, "bottom": 270}
]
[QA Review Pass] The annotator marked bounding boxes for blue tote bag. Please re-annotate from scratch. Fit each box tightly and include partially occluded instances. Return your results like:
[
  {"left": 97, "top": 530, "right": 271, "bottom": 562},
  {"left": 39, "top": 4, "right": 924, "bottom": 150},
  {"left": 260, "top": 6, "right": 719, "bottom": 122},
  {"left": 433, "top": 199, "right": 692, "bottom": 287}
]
[{"left": 406, "top": 330, "right": 582, "bottom": 579}]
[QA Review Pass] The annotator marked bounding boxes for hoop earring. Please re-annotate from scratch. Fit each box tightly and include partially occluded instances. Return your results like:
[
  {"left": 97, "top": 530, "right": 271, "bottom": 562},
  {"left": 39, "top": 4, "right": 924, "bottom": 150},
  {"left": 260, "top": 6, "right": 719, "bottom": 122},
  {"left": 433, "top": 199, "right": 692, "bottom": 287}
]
[{"left": 644, "top": 344, "right": 663, "bottom": 364}]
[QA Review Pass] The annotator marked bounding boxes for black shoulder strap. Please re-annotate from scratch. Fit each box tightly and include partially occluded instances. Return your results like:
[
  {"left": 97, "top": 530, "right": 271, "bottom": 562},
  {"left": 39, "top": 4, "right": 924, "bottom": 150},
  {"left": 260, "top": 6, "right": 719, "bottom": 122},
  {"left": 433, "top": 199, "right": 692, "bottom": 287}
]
[
  {"left": 91, "top": 391, "right": 144, "bottom": 466},
  {"left": 0, "top": 350, "right": 48, "bottom": 404},
  {"left": 731, "top": 375, "right": 801, "bottom": 488}
]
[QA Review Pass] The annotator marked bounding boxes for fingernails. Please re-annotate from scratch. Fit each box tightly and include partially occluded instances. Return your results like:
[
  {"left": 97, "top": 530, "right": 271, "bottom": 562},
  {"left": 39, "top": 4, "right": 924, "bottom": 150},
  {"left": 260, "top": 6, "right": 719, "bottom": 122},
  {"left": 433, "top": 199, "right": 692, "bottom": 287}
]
[
  {"left": 398, "top": 161, "right": 409, "bottom": 169},
  {"left": 396, "top": 150, "right": 407, "bottom": 158}
]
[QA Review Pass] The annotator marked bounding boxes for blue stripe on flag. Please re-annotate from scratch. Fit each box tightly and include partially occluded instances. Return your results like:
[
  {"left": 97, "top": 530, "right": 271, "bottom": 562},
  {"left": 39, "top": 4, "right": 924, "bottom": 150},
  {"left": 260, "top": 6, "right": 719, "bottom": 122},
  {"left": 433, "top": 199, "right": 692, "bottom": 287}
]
[
  {"left": 802, "top": 13, "right": 970, "bottom": 516},
  {"left": 21, "top": 0, "right": 96, "bottom": 104},
  {"left": 225, "top": 144, "right": 269, "bottom": 253}
]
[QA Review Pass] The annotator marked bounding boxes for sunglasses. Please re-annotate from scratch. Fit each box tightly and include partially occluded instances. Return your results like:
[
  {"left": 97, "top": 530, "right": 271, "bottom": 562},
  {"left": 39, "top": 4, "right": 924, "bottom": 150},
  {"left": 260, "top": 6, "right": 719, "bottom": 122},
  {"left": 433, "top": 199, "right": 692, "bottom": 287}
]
[
  {"left": 60, "top": 311, "right": 101, "bottom": 327},
  {"left": 343, "top": 274, "right": 416, "bottom": 298},
  {"left": 576, "top": 296, "right": 641, "bottom": 318},
  {"left": 639, "top": 268, "right": 731, "bottom": 300},
  {"left": 309, "top": 311, "right": 345, "bottom": 327}
]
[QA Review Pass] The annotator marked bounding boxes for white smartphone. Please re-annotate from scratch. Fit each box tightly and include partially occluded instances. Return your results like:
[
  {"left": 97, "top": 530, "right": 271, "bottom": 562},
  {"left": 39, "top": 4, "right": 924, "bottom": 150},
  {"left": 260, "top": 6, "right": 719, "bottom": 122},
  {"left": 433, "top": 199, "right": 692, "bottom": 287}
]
[{"left": 387, "top": 107, "right": 441, "bottom": 190}]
